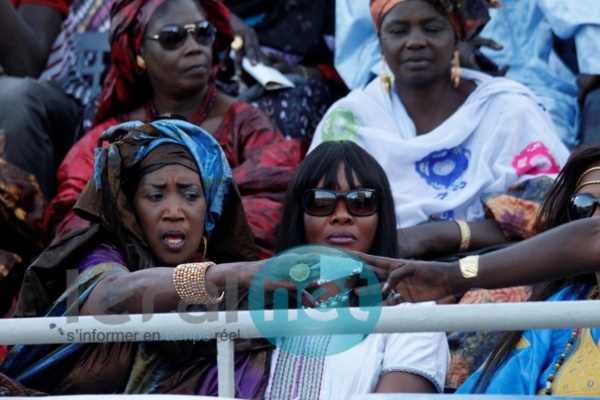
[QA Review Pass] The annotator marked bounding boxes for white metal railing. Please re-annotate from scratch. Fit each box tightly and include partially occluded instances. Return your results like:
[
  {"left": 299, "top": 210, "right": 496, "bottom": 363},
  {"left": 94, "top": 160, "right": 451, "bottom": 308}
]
[{"left": 2, "top": 301, "right": 600, "bottom": 397}]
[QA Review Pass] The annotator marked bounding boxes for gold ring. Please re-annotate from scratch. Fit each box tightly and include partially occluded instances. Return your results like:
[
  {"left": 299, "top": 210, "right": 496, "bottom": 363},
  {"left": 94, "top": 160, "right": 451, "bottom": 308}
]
[{"left": 230, "top": 35, "right": 244, "bottom": 52}]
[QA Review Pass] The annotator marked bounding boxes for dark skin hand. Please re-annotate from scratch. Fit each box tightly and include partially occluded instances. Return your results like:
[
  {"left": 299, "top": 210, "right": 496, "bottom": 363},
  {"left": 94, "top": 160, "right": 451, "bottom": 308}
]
[
  {"left": 228, "top": 12, "right": 322, "bottom": 83},
  {"left": 356, "top": 218, "right": 600, "bottom": 305},
  {"left": 0, "top": 0, "right": 65, "bottom": 77},
  {"left": 228, "top": 11, "right": 265, "bottom": 75},
  {"left": 458, "top": 35, "right": 509, "bottom": 77}
]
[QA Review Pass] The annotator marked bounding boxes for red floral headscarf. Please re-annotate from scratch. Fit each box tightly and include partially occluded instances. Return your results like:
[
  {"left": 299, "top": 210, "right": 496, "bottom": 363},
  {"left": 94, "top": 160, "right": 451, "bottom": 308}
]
[
  {"left": 94, "top": 0, "right": 233, "bottom": 125},
  {"left": 370, "top": 0, "right": 500, "bottom": 40}
]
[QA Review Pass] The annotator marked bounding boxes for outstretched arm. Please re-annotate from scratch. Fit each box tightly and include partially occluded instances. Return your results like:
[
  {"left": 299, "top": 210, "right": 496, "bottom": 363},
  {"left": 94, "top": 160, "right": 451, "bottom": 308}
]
[{"left": 360, "top": 218, "right": 600, "bottom": 303}]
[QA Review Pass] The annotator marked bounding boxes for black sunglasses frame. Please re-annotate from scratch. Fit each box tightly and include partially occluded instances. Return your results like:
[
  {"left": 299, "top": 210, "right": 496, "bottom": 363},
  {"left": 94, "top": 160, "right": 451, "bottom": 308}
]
[
  {"left": 568, "top": 193, "right": 600, "bottom": 221},
  {"left": 144, "top": 21, "right": 216, "bottom": 51},
  {"left": 303, "top": 189, "right": 379, "bottom": 217}
]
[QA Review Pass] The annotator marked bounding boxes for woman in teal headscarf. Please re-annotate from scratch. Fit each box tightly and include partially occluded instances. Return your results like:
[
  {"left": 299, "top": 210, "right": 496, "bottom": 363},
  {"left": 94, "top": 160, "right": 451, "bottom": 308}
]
[{"left": 1, "top": 119, "right": 272, "bottom": 396}]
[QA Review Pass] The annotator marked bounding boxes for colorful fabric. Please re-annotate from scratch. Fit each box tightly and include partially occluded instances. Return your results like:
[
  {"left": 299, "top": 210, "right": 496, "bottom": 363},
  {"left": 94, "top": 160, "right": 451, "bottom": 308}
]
[
  {"left": 0, "top": 159, "right": 46, "bottom": 317},
  {"left": 445, "top": 285, "right": 532, "bottom": 389},
  {"left": 457, "top": 284, "right": 600, "bottom": 395},
  {"left": 1, "top": 257, "right": 270, "bottom": 395},
  {"left": 247, "top": 75, "right": 347, "bottom": 142},
  {"left": 45, "top": 101, "right": 303, "bottom": 258},
  {"left": 482, "top": 176, "right": 555, "bottom": 240},
  {"left": 94, "top": 0, "right": 233, "bottom": 125},
  {"left": 266, "top": 302, "right": 449, "bottom": 398},
  {"left": 1, "top": 120, "right": 268, "bottom": 395},
  {"left": 40, "top": 0, "right": 113, "bottom": 105},
  {"left": 369, "top": 0, "right": 495, "bottom": 39},
  {"left": 310, "top": 68, "right": 570, "bottom": 233}
]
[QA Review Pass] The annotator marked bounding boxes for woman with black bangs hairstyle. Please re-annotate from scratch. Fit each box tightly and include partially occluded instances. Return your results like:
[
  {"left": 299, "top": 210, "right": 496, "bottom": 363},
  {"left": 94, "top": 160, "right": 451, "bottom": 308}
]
[
  {"left": 276, "top": 140, "right": 398, "bottom": 258},
  {"left": 268, "top": 140, "right": 448, "bottom": 397}
]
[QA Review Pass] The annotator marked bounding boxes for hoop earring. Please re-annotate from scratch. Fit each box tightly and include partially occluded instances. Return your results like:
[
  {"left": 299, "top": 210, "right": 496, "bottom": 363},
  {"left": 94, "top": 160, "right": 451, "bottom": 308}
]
[
  {"left": 380, "top": 55, "right": 392, "bottom": 93},
  {"left": 136, "top": 54, "right": 146, "bottom": 70},
  {"left": 201, "top": 235, "right": 208, "bottom": 259},
  {"left": 450, "top": 50, "right": 461, "bottom": 89}
]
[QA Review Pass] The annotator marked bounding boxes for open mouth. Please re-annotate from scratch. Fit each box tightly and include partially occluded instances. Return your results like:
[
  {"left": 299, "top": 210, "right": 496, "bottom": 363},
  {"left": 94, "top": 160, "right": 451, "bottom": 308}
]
[{"left": 162, "top": 231, "right": 187, "bottom": 251}]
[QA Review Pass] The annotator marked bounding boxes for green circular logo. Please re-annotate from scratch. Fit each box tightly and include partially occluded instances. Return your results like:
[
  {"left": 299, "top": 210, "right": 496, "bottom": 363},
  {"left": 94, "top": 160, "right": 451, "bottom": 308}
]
[{"left": 249, "top": 244, "right": 382, "bottom": 356}]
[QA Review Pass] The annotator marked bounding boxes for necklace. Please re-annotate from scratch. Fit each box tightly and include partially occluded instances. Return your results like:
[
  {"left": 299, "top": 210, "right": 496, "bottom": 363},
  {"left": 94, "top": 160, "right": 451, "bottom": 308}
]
[
  {"left": 145, "top": 84, "right": 218, "bottom": 125},
  {"left": 544, "top": 286, "right": 599, "bottom": 395},
  {"left": 302, "top": 289, "right": 353, "bottom": 309}
]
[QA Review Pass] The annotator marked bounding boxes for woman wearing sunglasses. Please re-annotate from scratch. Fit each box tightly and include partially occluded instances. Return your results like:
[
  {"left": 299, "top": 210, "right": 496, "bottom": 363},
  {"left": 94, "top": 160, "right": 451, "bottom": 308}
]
[
  {"left": 265, "top": 140, "right": 449, "bottom": 397},
  {"left": 360, "top": 145, "right": 600, "bottom": 395},
  {"left": 43, "top": 0, "right": 304, "bottom": 259}
]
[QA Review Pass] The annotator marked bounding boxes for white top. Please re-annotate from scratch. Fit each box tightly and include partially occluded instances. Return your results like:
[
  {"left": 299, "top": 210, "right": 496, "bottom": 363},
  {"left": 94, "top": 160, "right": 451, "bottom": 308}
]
[{"left": 265, "top": 303, "right": 449, "bottom": 399}]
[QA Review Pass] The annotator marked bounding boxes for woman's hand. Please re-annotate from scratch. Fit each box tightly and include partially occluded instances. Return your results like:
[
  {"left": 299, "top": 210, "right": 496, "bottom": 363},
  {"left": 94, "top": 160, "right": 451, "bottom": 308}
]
[
  {"left": 458, "top": 35, "right": 509, "bottom": 77},
  {"left": 229, "top": 12, "right": 264, "bottom": 76},
  {"left": 354, "top": 253, "right": 460, "bottom": 305}
]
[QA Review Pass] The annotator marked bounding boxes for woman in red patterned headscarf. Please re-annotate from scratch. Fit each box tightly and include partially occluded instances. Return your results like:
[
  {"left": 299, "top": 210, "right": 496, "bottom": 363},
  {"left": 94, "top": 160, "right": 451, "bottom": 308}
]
[{"left": 45, "top": 0, "right": 304, "bottom": 259}]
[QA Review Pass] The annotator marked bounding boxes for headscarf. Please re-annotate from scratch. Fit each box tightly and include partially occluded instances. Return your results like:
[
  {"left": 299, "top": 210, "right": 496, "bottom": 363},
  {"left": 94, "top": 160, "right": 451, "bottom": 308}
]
[
  {"left": 75, "top": 119, "right": 258, "bottom": 264},
  {"left": 370, "top": 0, "right": 499, "bottom": 40},
  {"left": 94, "top": 0, "right": 233, "bottom": 125}
]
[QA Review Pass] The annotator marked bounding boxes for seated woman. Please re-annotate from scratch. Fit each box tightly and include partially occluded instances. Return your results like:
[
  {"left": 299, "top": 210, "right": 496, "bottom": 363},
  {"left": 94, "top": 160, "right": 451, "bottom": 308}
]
[
  {"left": 43, "top": 0, "right": 304, "bottom": 258},
  {"left": 312, "top": 0, "right": 570, "bottom": 257},
  {"left": 265, "top": 141, "right": 449, "bottom": 397},
  {"left": 364, "top": 145, "right": 600, "bottom": 396},
  {"left": 310, "top": 0, "right": 571, "bottom": 388},
  {"left": 1, "top": 119, "right": 274, "bottom": 395}
]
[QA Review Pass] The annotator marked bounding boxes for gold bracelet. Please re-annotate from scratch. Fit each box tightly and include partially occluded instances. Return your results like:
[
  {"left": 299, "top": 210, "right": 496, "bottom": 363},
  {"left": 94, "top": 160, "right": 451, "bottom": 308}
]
[
  {"left": 455, "top": 220, "right": 471, "bottom": 253},
  {"left": 459, "top": 255, "right": 479, "bottom": 279},
  {"left": 173, "top": 262, "right": 225, "bottom": 305}
]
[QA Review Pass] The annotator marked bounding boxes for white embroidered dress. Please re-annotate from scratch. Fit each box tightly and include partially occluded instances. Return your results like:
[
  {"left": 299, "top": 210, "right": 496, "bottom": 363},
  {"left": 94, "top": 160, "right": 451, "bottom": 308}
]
[{"left": 310, "top": 69, "right": 571, "bottom": 228}]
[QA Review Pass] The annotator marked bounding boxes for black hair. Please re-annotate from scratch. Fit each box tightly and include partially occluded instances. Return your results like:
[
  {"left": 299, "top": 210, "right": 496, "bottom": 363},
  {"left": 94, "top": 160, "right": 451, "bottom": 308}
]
[
  {"left": 276, "top": 141, "right": 398, "bottom": 258},
  {"left": 472, "top": 145, "right": 600, "bottom": 392}
]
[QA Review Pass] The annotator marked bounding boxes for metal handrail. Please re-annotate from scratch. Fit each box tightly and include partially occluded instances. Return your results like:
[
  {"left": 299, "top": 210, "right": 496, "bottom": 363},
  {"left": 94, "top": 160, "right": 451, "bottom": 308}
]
[{"left": 2, "top": 301, "right": 599, "bottom": 397}]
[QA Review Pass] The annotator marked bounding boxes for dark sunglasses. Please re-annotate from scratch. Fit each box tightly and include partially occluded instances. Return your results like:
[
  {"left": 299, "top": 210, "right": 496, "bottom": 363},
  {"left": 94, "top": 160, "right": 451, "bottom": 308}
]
[
  {"left": 144, "top": 21, "right": 216, "bottom": 51},
  {"left": 568, "top": 193, "right": 600, "bottom": 221},
  {"left": 303, "top": 189, "right": 379, "bottom": 217}
]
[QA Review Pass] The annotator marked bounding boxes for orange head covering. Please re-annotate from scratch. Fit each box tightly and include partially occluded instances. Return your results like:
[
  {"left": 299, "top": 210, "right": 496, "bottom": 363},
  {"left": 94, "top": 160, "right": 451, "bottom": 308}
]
[{"left": 370, "top": 0, "right": 499, "bottom": 40}]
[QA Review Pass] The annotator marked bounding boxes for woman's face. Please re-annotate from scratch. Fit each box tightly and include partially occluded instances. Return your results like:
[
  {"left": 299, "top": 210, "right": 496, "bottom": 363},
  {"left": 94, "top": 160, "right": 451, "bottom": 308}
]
[
  {"left": 379, "top": 0, "right": 456, "bottom": 88},
  {"left": 303, "top": 164, "right": 378, "bottom": 254},
  {"left": 133, "top": 164, "right": 206, "bottom": 266},
  {"left": 141, "top": 0, "right": 212, "bottom": 98}
]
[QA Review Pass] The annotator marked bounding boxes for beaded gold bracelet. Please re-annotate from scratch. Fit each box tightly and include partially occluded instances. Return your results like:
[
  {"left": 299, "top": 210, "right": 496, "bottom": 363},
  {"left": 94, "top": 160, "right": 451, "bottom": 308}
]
[
  {"left": 455, "top": 220, "right": 471, "bottom": 253},
  {"left": 173, "top": 262, "right": 224, "bottom": 305}
]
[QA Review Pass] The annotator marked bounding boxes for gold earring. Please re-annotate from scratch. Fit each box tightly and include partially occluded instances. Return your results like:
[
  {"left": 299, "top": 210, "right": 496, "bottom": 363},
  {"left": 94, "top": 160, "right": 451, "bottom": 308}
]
[
  {"left": 380, "top": 55, "right": 391, "bottom": 93},
  {"left": 451, "top": 50, "right": 461, "bottom": 89},
  {"left": 136, "top": 54, "right": 146, "bottom": 70}
]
